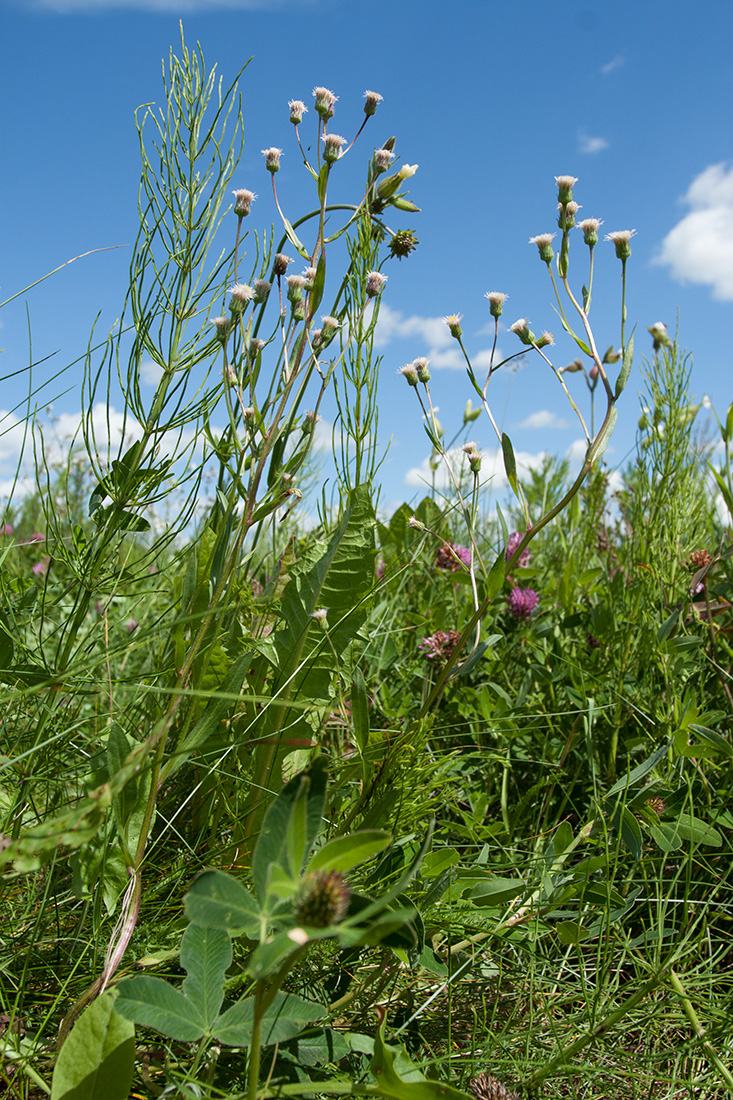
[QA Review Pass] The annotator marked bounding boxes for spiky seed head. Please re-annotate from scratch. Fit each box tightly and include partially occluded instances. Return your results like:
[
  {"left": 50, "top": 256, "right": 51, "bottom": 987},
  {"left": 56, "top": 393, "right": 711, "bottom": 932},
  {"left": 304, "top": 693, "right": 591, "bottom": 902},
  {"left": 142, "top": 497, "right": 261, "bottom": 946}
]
[
  {"left": 294, "top": 871, "right": 350, "bottom": 926},
  {"left": 469, "top": 1073, "right": 519, "bottom": 1100}
]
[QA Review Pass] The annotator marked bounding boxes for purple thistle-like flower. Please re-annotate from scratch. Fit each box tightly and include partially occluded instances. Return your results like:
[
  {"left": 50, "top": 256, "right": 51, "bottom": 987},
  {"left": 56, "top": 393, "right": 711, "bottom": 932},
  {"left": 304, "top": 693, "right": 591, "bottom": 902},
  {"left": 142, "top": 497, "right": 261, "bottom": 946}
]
[
  {"left": 435, "top": 543, "right": 471, "bottom": 572},
  {"left": 505, "top": 532, "right": 532, "bottom": 568},
  {"left": 507, "top": 586, "right": 539, "bottom": 621},
  {"left": 418, "top": 629, "right": 462, "bottom": 662}
]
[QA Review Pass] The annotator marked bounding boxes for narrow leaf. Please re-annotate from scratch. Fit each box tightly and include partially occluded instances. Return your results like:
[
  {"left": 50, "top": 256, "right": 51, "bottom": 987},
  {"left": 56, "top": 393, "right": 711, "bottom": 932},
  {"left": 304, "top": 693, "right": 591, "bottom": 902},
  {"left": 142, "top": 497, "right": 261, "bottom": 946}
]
[
  {"left": 615, "top": 331, "right": 634, "bottom": 398},
  {"left": 309, "top": 831, "right": 392, "bottom": 874}
]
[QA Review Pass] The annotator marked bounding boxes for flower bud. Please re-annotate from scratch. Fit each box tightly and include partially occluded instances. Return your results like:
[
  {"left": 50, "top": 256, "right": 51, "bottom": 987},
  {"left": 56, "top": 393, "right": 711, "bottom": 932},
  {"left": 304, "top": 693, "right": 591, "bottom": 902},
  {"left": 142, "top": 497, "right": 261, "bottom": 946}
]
[
  {"left": 648, "top": 321, "right": 672, "bottom": 350},
  {"left": 443, "top": 313, "right": 463, "bottom": 338},
  {"left": 229, "top": 283, "right": 256, "bottom": 313},
  {"left": 529, "top": 233, "right": 556, "bottom": 263},
  {"left": 262, "top": 147, "right": 283, "bottom": 173},
  {"left": 288, "top": 99, "right": 307, "bottom": 125},
  {"left": 254, "top": 279, "right": 271, "bottom": 303},
  {"left": 365, "top": 271, "right": 387, "bottom": 297},
  {"left": 272, "top": 253, "right": 294, "bottom": 278},
  {"left": 320, "top": 315, "right": 340, "bottom": 347},
  {"left": 555, "top": 175, "right": 578, "bottom": 204},
  {"left": 413, "top": 356, "right": 430, "bottom": 382},
  {"left": 535, "top": 331, "right": 554, "bottom": 349},
  {"left": 557, "top": 201, "right": 580, "bottom": 229},
  {"left": 302, "top": 410, "right": 321, "bottom": 435},
  {"left": 485, "top": 291, "right": 508, "bottom": 318},
  {"left": 605, "top": 229, "right": 636, "bottom": 260},
  {"left": 232, "top": 188, "right": 256, "bottom": 217},
  {"left": 312, "top": 86, "right": 338, "bottom": 120},
  {"left": 373, "top": 147, "right": 395, "bottom": 174},
  {"left": 322, "top": 132, "right": 346, "bottom": 163},
  {"left": 295, "top": 870, "right": 350, "bottom": 926},
  {"left": 363, "top": 90, "right": 383, "bottom": 116},
  {"left": 578, "top": 217, "right": 603, "bottom": 246},
  {"left": 399, "top": 363, "right": 419, "bottom": 387},
  {"left": 463, "top": 399, "right": 482, "bottom": 424},
  {"left": 211, "top": 315, "right": 232, "bottom": 343},
  {"left": 467, "top": 451, "right": 483, "bottom": 473},
  {"left": 248, "top": 337, "right": 265, "bottom": 357},
  {"left": 509, "top": 318, "right": 536, "bottom": 346},
  {"left": 302, "top": 266, "right": 317, "bottom": 290}
]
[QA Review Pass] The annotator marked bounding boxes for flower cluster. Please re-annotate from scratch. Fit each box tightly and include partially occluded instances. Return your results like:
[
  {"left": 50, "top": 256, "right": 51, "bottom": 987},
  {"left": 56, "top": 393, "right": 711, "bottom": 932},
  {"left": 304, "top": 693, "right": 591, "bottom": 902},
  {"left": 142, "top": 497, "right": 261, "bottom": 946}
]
[
  {"left": 435, "top": 543, "right": 471, "bottom": 572},
  {"left": 505, "top": 532, "right": 532, "bottom": 568},
  {"left": 418, "top": 629, "right": 462, "bottom": 662},
  {"left": 507, "top": 586, "right": 539, "bottom": 621},
  {"left": 294, "top": 870, "right": 351, "bottom": 927}
]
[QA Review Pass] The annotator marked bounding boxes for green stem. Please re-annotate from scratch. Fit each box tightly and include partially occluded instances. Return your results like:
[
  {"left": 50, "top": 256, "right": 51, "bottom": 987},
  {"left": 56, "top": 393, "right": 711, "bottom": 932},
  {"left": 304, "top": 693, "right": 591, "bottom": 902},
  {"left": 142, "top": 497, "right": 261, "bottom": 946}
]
[{"left": 669, "top": 969, "right": 733, "bottom": 1092}]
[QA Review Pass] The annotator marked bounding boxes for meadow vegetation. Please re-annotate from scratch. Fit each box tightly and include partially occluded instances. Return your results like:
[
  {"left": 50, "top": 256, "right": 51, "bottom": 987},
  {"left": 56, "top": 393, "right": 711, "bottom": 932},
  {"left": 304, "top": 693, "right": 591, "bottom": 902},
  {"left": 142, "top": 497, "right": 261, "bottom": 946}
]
[{"left": 2, "top": 33, "right": 733, "bottom": 1100}]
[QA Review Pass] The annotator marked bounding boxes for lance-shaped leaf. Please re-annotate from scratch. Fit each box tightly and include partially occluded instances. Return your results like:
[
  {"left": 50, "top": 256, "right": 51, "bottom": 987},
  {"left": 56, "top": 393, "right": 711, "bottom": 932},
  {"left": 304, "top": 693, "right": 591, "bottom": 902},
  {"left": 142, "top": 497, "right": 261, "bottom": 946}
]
[
  {"left": 214, "top": 990, "right": 326, "bottom": 1047},
  {"left": 185, "top": 869, "right": 261, "bottom": 936},
  {"left": 51, "top": 995, "right": 134, "bottom": 1100},
  {"left": 252, "top": 759, "right": 328, "bottom": 903}
]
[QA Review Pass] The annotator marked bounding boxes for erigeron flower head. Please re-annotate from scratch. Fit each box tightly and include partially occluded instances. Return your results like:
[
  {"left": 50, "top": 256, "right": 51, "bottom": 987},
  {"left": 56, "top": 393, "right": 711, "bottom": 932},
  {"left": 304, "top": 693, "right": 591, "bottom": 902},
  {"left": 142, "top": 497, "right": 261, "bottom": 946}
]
[
  {"left": 443, "top": 313, "right": 463, "bottom": 338},
  {"left": 578, "top": 217, "right": 603, "bottom": 247},
  {"left": 363, "top": 90, "right": 383, "bottom": 117},
  {"left": 211, "top": 315, "right": 232, "bottom": 342},
  {"left": 229, "top": 283, "right": 256, "bottom": 312},
  {"left": 254, "top": 279, "right": 271, "bottom": 303},
  {"left": 507, "top": 586, "right": 539, "bottom": 622},
  {"left": 232, "top": 188, "right": 256, "bottom": 217},
  {"left": 648, "top": 321, "right": 672, "bottom": 350},
  {"left": 365, "top": 270, "right": 387, "bottom": 297},
  {"left": 529, "top": 233, "right": 556, "bottom": 263},
  {"left": 322, "top": 132, "right": 346, "bottom": 163},
  {"left": 302, "top": 409, "right": 321, "bottom": 435},
  {"left": 505, "top": 531, "right": 532, "bottom": 568},
  {"left": 605, "top": 229, "right": 636, "bottom": 260},
  {"left": 320, "top": 315, "right": 340, "bottom": 348},
  {"left": 485, "top": 291, "right": 508, "bottom": 318},
  {"left": 224, "top": 364, "right": 238, "bottom": 386},
  {"left": 288, "top": 99, "right": 307, "bottom": 125},
  {"left": 399, "top": 362, "right": 419, "bottom": 387},
  {"left": 373, "top": 147, "right": 395, "bottom": 173},
  {"left": 558, "top": 200, "right": 580, "bottom": 229},
  {"left": 467, "top": 450, "right": 482, "bottom": 473},
  {"left": 412, "top": 356, "right": 430, "bottom": 383},
  {"left": 509, "top": 318, "right": 535, "bottom": 346},
  {"left": 555, "top": 175, "right": 578, "bottom": 203},
  {"left": 272, "top": 253, "right": 294, "bottom": 277},
  {"left": 313, "top": 86, "right": 338, "bottom": 120},
  {"left": 286, "top": 274, "right": 307, "bottom": 303},
  {"left": 302, "top": 266, "right": 318, "bottom": 289},
  {"left": 248, "top": 337, "right": 265, "bottom": 356},
  {"left": 536, "top": 331, "right": 555, "bottom": 349},
  {"left": 262, "top": 147, "right": 283, "bottom": 173}
]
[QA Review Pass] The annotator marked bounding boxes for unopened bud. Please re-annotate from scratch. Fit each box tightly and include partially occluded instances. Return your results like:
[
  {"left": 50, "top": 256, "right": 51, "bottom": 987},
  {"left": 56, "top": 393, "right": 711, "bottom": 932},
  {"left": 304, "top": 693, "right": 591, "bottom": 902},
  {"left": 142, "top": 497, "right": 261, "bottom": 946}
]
[
  {"left": 555, "top": 175, "right": 578, "bottom": 204},
  {"left": 535, "top": 331, "right": 554, "bottom": 349},
  {"left": 313, "top": 86, "right": 338, "bottom": 120},
  {"left": 322, "top": 132, "right": 346, "bottom": 163},
  {"left": 413, "top": 356, "right": 430, "bottom": 383},
  {"left": 509, "top": 318, "right": 536, "bottom": 346},
  {"left": 286, "top": 274, "right": 306, "bottom": 303},
  {"left": 320, "top": 315, "right": 340, "bottom": 347},
  {"left": 485, "top": 291, "right": 508, "bottom": 318},
  {"left": 468, "top": 451, "right": 483, "bottom": 473},
  {"left": 399, "top": 363, "right": 419, "bottom": 387},
  {"left": 363, "top": 90, "right": 383, "bottom": 117},
  {"left": 463, "top": 399, "right": 482, "bottom": 424},
  {"left": 211, "top": 315, "right": 231, "bottom": 342},
  {"left": 558, "top": 201, "right": 580, "bottom": 229},
  {"left": 254, "top": 279, "right": 271, "bottom": 303},
  {"left": 373, "top": 147, "right": 395, "bottom": 174},
  {"left": 288, "top": 99, "right": 307, "bottom": 125},
  {"left": 232, "top": 188, "right": 256, "bottom": 217},
  {"left": 272, "top": 253, "right": 294, "bottom": 278},
  {"left": 605, "top": 229, "right": 636, "bottom": 260},
  {"left": 578, "top": 217, "right": 603, "bottom": 247},
  {"left": 302, "top": 267, "right": 317, "bottom": 290},
  {"left": 302, "top": 410, "right": 321, "bottom": 435},
  {"left": 262, "top": 147, "right": 283, "bottom": 173},
  {"left": 365, "top": 271, "right": 387, "bottom": 297},
  {"left": 648, "top": 321, "right": 672, "bottom": 350},
  {"left": 529, "top": 233, "right": 556, "bottom": 263}
]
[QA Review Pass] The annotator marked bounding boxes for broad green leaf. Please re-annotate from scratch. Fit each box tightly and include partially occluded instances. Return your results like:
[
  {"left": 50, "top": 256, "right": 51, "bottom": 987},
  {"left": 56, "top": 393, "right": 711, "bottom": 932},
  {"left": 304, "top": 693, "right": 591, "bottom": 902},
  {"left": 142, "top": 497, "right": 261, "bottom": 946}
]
[
  {"left": 214, "top": 990, "right": 326, "bottom": 1047},
  {"left": 619, "top": 806, "right": 643, "bottom": 860},
  {"left": 555, "top": 921, "right": 592, "bottom": 946},
  {"left": 113, "top": 976, "right": 206, "bottom": 1041},
  {"left": 51, "top": 994, "right": 134, "bottom": 1100},
  {"left": 419, "top": 849, "right": 460, "bottom": 879},
  {"left": 284, "top": 1026, "right": 351, "bottom": 1066},
  {"left": 180, "top": 923, "right": 231, "bottom": 1030},
  {"left": 675, "top": 813, "right": 723, "bottom": 847},
  {"left": 185, "top": 869, "right": 261, "bottom": 936},
  {"left": 172, "top": 653, "right": 251, "bottom": 773},
  {"left": 469, "top": 877, "right": 526, "bottom": 907},
  {"left": 648, "top": 822, "right": 683, "bottom": 852},
  {"left": 309, "top": 830, "right": 392, "bottom": 874},
  {"left": 253, "top": 770, "right": 310, "bottom": 903},
  {"left": 485, "top": 555, "right": 506, "bottom": 602}
]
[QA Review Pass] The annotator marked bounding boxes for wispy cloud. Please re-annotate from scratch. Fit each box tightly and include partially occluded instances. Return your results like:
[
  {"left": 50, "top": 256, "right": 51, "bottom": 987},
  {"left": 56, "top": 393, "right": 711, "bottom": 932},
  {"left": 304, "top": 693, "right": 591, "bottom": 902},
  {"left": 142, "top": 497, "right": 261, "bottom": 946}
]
[
  {"left": 517, "top": 410, "right": 569, "bottom": 431},
  {"left": 578, "top": 130, "right": 609, "bottom": 155},
  {"left": 29, "top": 0, "right": 298, "bottom": 12},
  {"left": 654, "top": 163, "right": 733, "bottom": 301},
  {"left": 600, "top": 55, "right": 624, "bottom": 76},
  {"left": 373, "top": 303, "right": 501, "bottom": 371}
]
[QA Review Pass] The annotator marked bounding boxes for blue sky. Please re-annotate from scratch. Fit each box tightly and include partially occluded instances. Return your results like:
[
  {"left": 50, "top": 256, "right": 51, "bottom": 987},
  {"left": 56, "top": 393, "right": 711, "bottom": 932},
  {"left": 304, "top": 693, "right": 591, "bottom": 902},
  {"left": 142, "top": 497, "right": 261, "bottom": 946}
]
[{"left": 1, "top": 0, "right": 732, "bottom": 515}]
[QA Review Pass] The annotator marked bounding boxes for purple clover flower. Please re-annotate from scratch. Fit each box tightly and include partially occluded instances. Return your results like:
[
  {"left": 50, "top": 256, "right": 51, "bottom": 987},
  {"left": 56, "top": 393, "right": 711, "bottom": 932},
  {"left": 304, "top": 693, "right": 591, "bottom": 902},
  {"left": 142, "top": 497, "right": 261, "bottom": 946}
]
[
  {"left": 418, "top": 629, "right": 462, "bottom": 662},
  {"left": 435, "top": 543, "right": 471, "bottom": 572},
  {"left": 0, "top": 523, "right": 13, "bottom": 537},
  {"left": 505, "top": 532, "right": 532, "bottom": 568},
  {"left": 507, "top": 587, "right": 539, "bottom": 622},
  {"left": 32, "top": 557, "right": 50, "bottom": 576}
]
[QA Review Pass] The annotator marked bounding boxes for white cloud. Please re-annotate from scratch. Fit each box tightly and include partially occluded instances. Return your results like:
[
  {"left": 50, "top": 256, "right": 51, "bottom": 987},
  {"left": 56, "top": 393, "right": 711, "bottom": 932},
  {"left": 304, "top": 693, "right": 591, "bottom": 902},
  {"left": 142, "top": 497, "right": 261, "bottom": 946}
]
[
  {"left": 141, "top": 359, "right": 164, "bottom": 387},
  {"left": 404, "top": 445, "right": 549, "bottom": 491},
  {"left": 600, "top": 55, "right": 624, "bottom": 75},
  {"left": 578, "top": 131, "right": 609, "bottom": 155},
  {"left": 518, "top": 410, "right": 569, "bottom": 430},
  {"left": 374, "top": 303, "right": 501, "bottom": 371},
  {"left": 655, "top": 163, "right": 733, "bottom": 301}
]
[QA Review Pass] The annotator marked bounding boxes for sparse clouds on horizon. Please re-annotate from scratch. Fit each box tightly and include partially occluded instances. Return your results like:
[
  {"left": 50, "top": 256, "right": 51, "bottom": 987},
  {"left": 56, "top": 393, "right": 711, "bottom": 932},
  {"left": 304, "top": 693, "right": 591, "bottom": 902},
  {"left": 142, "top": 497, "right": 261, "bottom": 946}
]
[
  {"left": 518, "top": 410, "right": 569, "bottom": 431},
  {"left": 655, "top": 163, "right": 733, "bottom": 301},
  {"left": 374, "top": 303, "right": 501, "bottom": 371}
]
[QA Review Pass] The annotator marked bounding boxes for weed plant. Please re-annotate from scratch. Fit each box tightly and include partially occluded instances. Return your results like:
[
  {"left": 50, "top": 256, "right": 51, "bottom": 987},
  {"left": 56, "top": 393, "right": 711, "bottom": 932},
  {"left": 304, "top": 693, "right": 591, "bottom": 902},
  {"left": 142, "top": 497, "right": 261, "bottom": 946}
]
[{"left": 1, "top": 31, "right": 733, "bottom": 1100}]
